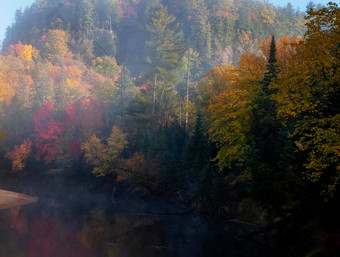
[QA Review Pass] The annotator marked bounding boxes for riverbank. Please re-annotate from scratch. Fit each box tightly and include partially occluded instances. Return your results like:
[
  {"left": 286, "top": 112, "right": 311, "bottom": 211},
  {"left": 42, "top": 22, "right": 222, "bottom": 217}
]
[{"left": 0, "top": 172, "right": 278, "bottom": 257}]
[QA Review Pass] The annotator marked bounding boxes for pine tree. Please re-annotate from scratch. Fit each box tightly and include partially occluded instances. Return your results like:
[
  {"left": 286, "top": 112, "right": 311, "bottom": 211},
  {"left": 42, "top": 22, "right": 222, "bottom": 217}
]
[
  {"left": 74, "top": 0, "right": 94, "bottom": 42},
  {"left": 183, "top": 111, "right": 210, "bottom": 173},
  {"left": 244, "top": 35, "right": 291, "bottom": 215},
  {"left": 306, "top": 1, "right": 316, "bottom": 11},
  {"left": 145, "top": 3, "right": 184, "bottom": 127},
  {"left": 117, "top": 66, "right": 134, "bottom": 127},
  {"left": 33, "top": 61, "right": 54, "bottom": 107},
  {"left": 262, "top": 35, "right": 278, "bottom": 93},
  {"left": 188, "top": 0, "right": 212, "bottom": 70},
  {"left": 250, "top": 35, "right": 282, "bottom": 164}
]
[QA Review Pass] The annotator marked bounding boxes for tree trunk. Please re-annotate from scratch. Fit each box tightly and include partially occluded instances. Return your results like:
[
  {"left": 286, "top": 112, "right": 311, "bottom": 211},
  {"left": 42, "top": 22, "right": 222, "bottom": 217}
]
[
  {"left": 120, "top": 86, "right": 125, "bottom": 127},
  {"left": 185, "top": 48, "right": 190, "bottom": 131},
  {"left": 152, "top": 74, "right": 157, "bottom": 128}
]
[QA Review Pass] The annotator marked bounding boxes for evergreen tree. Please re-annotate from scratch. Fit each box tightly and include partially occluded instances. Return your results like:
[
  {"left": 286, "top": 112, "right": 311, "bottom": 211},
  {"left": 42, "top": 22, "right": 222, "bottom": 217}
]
[
  {"left": 246, "top": 35, "right": 288, "bottom": 215},
  {"left": 250, "top": 35, "right": 282, "bottom": 166},
  {"left": 145, "top": 3, "right": 184, "bottom": 127},
  {"left": 183, "top": 111, "right": 210, "bottom": 174},
  {"left": 74, "top": 0, "right": 94, "bottom": 42},
  {"left": 33, "top": 61, "right": 54, "bottom": 107},
  {"left": 262, "top": 35, "right": 278, "bottom": 93},
  {"left": 145, "top": 3, "right": 184, "bottom": 80},
  {"left": 116, "top": 66, "right": 134, "bottom": 127},
  {"left": 187, "top": 0, "right": 212, "bottom": 70},
  {"left": 306, "top": 1, "right": 316, "bottom": 11}
]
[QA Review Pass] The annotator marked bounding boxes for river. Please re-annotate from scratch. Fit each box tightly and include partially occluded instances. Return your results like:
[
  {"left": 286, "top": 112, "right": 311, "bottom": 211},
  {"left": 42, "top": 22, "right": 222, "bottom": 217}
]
[{"left": 0, "top": 176, "right": 277, "bottom": 257}]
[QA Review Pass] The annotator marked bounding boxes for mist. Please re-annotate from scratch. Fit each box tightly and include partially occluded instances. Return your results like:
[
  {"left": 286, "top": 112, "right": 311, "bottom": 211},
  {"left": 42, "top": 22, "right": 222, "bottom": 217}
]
[{"left": 0, "top": 0, "right": 339, "bottom": 256}]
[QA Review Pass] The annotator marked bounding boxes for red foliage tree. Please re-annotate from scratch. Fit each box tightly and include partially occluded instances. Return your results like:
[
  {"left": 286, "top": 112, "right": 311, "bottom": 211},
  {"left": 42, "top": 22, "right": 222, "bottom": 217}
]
[
  {"left": 33, "top": 103, "right": 62, "bottom": 163},
  {"left": 67, "top": 99, "right": 105, "bottom": 140}
]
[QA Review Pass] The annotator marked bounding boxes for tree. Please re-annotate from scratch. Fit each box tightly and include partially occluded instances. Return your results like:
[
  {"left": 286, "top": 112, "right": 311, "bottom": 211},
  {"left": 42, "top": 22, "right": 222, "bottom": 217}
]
[
  {"left": 183, "top": 111, "right": 210, "bottom": 172},
  {"left": 106, "top": 125, "right": 128, "bottom": 160},
  {"left": 33, "top": 103, "right": 62, "bottom": 164},
  {"left": 202, "top": 53, "right": 265, "bottom": 169},
  {"left": 121, "top": 152, "right": 161, "bottom": 191},
  {"left": 92, "top": 56, "right": 121, "bottom": 78},
  {"left": 306, "top": 1, "right": 316, "bottom": 11},
  {"left": 207, "top": 87, "right": 252, "bottom": 169},
  {"left": 92, "top": 29, "right": 117, "bottom": 57},
  {"left": 82, "top": 125, "right": 128, "bottom": 176},
  {"left": 182, "top": 47, "right": 200, "bottom": 130},
  {"left": 0, "top": 56, "right": 20, "bottom": 103},
  {"left": 96, "top": 0, "right": 122, "bottom": 30},
  {"left": 70, "top": 99, "right": 105, "bottom": 140},
  {"left": 250, "top": 35, "right": 283, "bottom": 167},
  {"left": 82, "top": 134, "right": 108, "bottom": 176},
  {"left": 6, "top": 139, "right": 32, "bottom": 172},
  {"left": 274, "top": 3, "right": 340, "bottom": 197},
  {"left": 115, "top": 65, "right": 134, "bottom": 127},
  {"left": 145, "top": 3, "right": 184, "bottom": 127},
  {"left": 260, "top": 35, "right": 300, "bottom": 70},
  {"left": 187, "top": 0, "right": 212, "bottom": 69},
  {"left": 262, "top": 35, "right": 278, "bottom": 92},
  {"left": 74, "top": 0, "right": 94, "bottom": 42},
  {"left": 8, "top": 43, "right": 39, "bottom": 62},
  {"left": 42, "top": 30, "right": 69, "bottom": 60},
  {"left": 33, "top": 61, "right": 54, "bottom": 106}
]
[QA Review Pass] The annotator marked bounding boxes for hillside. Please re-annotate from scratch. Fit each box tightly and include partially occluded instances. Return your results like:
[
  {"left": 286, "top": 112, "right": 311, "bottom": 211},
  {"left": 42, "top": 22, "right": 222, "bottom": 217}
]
[
  {"left": 2, "top": 0, "right": 306, "bottom": 74},
  {"left": 0, "top": 1, "right": 339, "bottom": 256}
]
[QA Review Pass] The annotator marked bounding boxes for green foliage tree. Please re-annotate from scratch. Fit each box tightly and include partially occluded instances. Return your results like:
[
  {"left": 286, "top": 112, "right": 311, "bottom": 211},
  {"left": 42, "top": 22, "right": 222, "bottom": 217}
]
[
  {"left": 92, "top": 29, "right": 116, "bottom": 57},
  {"left": 33, "top": 61, "right": 54, "bottom": 106},
  {"left": 183, "top": 111, "right": 210, "bottom": 173},
  {"left": 92, "top": 56, "right": 121, "bottom": 78},
  {"left": 186, "top": 0, "right": 212, "bottom": 69},
  {"left": 145, "top": 2, "right": 184, "bottom": 127},
  {"left": 74, "top": 0, "right": 95, "bottom": 42}
]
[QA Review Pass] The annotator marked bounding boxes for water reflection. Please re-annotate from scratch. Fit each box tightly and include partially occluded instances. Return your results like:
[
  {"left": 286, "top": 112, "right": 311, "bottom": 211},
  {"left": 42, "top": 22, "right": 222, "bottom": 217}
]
[
  {"left": 0, "top": 190, "right": 275, "bottom": 257},
  {"left": 0, "top": 205, "right": 174, "bottom": 257}
]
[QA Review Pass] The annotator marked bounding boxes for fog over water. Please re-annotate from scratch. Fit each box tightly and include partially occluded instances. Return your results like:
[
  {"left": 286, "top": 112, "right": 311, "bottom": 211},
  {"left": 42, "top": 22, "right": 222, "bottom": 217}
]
[
  {"left": 0, "top": 1, "right": 338, "bottom": 256},
  {"left": 0, "top": 178, "right": 276, "bottom": 257}
]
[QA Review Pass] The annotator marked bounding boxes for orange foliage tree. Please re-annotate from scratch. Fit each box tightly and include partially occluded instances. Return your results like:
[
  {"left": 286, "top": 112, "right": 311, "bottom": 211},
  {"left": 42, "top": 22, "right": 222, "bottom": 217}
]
[{"left": 6, "top": 139, "right": 32, "bottom": 172}]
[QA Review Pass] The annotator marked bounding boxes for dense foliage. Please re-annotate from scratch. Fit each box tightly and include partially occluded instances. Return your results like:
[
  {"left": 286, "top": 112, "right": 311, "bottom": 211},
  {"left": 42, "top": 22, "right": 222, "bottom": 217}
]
[
  {"left": 2, "top": 0, "right": 306, "bottom": 73},
  {"left": 0, "top": 0, "right": 339, "bottom": 256}
]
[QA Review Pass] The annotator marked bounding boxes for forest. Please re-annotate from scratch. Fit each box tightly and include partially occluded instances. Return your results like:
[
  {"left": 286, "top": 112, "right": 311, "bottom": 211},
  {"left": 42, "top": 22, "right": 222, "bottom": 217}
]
[{"left": 0, "top": 0, "right": 339, "bottom": 256}]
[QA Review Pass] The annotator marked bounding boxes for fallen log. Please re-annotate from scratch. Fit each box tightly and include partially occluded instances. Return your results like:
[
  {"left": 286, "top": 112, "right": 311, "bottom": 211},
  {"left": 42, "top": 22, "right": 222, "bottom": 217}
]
[
  {"left": 130, "top": 206, "right": 196, "bottom": 216},
  {"left": 237, "top": 221, "right": 281, "bottom": 239}
]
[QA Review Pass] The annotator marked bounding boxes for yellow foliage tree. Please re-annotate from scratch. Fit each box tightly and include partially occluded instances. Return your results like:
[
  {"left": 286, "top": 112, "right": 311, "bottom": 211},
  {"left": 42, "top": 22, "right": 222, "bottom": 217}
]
[
  {"left": 0, "top": 54, "right": 28, "bottom": 103},
  {"left": 208, "top": 89, "right": 252, "bottom": 169},
  {"left": 10, "top": 43, "right": 39, "bottom": 62},
  {"left": 274, "top": 3, "right": 340, "bottom": 196},
  {"left": 81, "top": 126, "right": 128, "bottom": 176},
  {"left": 43, "top": 30, "right": 69, "bottom": 60},
  {"left": 202, "top": 53, "right": 265, "bottom": 169}
]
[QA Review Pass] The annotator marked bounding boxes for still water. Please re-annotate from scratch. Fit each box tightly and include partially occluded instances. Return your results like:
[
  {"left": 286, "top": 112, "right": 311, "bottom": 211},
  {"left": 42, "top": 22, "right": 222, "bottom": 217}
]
[{"left": 0, "top": 178, "right": 276, "bottom": 257}]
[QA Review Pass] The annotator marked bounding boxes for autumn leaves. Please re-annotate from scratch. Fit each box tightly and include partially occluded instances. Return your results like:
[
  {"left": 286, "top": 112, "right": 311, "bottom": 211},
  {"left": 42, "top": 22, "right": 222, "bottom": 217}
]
[{"left": 202, "top": 4, "right": 340, "bottom": 199}]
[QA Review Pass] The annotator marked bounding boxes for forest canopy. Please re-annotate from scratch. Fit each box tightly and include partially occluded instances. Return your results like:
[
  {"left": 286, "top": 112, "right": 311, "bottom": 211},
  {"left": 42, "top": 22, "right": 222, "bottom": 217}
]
[{"left": 0, "top": 1, "right": 339, "bottom": 256}]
